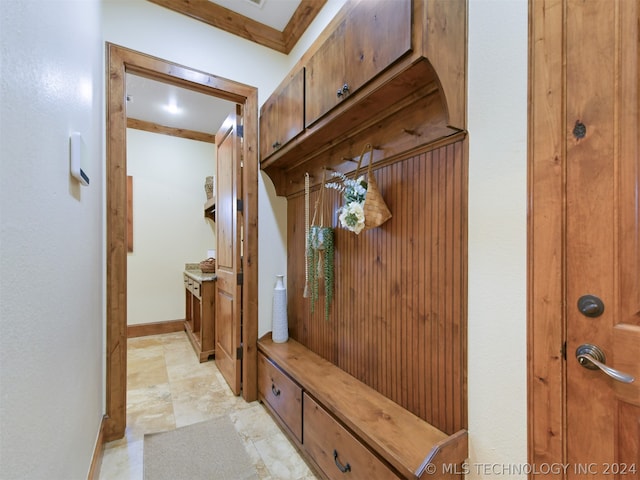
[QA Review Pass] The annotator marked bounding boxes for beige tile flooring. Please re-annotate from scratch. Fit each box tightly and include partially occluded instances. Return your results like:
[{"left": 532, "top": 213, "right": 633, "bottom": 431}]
[{"left": 98, "top": 331, "right": 318, "bottom": 480}]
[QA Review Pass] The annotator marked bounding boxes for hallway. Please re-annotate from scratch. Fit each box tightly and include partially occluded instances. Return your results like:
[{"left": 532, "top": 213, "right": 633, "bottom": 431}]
[{"left": 98, "top": 332, "right": 317, "bottom": 479}]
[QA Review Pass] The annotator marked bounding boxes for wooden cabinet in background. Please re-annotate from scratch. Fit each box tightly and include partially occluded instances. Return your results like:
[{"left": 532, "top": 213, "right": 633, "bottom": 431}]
[
  {"left": 184, "top": 273, "right": 215, "bottom": 362},
  {"left": 259, "top": 68, "right": 305, "bottom": 161},
  {"left": 305, "top": 0, "right": 411, "bottom": 127}
]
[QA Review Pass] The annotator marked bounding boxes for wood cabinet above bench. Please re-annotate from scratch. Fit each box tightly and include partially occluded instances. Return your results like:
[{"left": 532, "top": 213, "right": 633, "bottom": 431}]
[
  {"left": 258, "top": 334, "right": 468, "bottom": 479},
  {"left": 260, "top": 0, "right": 467, "bottom": 197}
]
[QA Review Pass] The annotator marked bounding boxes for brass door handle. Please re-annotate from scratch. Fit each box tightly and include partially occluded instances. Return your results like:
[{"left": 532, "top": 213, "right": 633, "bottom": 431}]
[{"left": 576, "top": 344, "right": 635, "bottom": 384}]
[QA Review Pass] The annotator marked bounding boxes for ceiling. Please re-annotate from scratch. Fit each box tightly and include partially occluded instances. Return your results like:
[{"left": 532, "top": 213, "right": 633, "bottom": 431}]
[
  {"left": 147, "top": 0, "right": 326, "bottom": 53},
  {"left": 125, "top": 73, "right": 236, "bottom": 137},
  {"left": 126, "top": 0, "right": 325, "bottom": 137},
  {"left": 208, "top": 0, "right": 302, "bottom": 31}
]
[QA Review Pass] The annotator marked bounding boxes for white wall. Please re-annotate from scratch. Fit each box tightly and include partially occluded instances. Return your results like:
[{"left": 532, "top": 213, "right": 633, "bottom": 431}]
[
  {"left": 126, "top": 129, "right": 216, "bottom": 325},
  {"left": 0, "top": 1, "right": 104, "bottom": 478},
  {"left": 467, "top": 0, "right": 528, "bottom": 477}
]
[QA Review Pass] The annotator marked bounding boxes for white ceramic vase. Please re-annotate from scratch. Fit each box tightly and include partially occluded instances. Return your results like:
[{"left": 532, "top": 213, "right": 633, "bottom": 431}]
[{"left": 271, "top": 275, "right": 288, "bottom": 343}]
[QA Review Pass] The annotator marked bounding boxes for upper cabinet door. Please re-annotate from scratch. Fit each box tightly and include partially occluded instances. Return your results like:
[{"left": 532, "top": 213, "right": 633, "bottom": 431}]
[
  {"left": 259, "top": 68, "right": 305, "bottom": 162},
  {"left": 305, "top": 21, "right": 347, "bottom": 128},
  {"left": 305, "top": 0, "right": 412, "bottom": 128}
]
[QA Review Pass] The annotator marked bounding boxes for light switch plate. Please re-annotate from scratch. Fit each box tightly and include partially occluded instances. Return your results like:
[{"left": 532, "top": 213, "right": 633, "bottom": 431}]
[{"left": 70, "top": 132, "right": 89, "bottom": 186}]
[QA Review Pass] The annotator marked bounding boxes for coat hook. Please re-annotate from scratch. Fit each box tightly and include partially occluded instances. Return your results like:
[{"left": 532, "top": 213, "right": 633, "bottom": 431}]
[{"left": 402, "top": 128, "right": 422, "bottom": 137}]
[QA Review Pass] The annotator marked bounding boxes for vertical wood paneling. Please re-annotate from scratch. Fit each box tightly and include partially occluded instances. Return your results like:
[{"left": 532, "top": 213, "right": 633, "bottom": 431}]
[{"left": 286, "top": 140, "right": 467, "bottom": 434}]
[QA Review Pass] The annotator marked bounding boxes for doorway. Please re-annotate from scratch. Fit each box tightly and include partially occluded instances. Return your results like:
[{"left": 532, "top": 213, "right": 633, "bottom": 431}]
[{"left": 105, "top": 43, "right": 259, "bottom": 441}]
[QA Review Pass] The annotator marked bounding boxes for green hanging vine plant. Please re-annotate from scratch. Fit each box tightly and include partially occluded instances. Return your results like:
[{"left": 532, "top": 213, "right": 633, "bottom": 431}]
[
  {"left": 307, "top": 226, "right": 334, "bottom": 321},
  {"left": 305, "top": 168, "right": 335, "bottom": 321}
]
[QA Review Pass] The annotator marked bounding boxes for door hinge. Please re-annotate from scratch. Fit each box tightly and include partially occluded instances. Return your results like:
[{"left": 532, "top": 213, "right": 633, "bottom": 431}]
[
  {"left": 237, "top": 125, "right": 244, "bottom": 138},
  {"left": 236, "top": 345, "right": 243, "bottom": 360},
  {"left": 237, "top": 272, "right": 243, "bottom": 285},
  {"left": 561, "top": 341, "right": 567, "bottom": 360},
  {"left": 237, "top": 198, "right": 243, "bottom": 213}
]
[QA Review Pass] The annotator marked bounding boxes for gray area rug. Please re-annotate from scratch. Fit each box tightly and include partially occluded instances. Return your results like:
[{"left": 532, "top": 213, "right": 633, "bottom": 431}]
[{"left": 144, "top": 416, "right": 259, "bottom": 480}]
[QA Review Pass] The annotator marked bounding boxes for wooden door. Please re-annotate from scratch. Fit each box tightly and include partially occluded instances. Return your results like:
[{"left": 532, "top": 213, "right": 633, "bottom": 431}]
[
  {"left": 530, "top": 0, "right": 640, "bottom": 474},
  {"left": 215, "top": 107, "right": 243, "bottom": 395},
  {"left": 565, "top": 0, "right": 640, "bottom": 471}
]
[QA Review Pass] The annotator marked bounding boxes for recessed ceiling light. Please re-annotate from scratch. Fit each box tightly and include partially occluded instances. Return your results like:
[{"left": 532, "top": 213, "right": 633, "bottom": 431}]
[
  {"left": 163, "top": 98, "right": 182, "bottom": 115},
  {"left": 244, "top": 0, "right": 265, "bottom": 8}
]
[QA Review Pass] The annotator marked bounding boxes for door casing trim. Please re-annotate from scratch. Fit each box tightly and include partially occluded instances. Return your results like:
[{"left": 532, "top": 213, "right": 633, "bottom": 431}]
[
  {"left": 528, "top": 0, "right": 567, "bottom": 468},
  {"left": 104, "top": 43, "right": 259, "bottom": 440}
]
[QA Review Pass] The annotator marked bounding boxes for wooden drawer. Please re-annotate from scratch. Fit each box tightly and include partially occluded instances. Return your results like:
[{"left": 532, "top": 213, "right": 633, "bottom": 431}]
[
  {"left": 303, "top": 393, "right": 399, "bottom": 480},
  {"left": 258, "top": 352, "right": 302, "bottom": 442}
]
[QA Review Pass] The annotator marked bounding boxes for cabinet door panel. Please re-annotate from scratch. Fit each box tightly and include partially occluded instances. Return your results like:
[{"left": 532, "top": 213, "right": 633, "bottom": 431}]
[
  {"left": 303, "top": 393, "right": 399, "bottom": 480},
  {"left": 260, "top": 68, "right": 305, "bottom": 161},
  {"left": 344, "top": 0, "right": 412, "bottom": 95},
  {"left": 305, "top": 21, "right": 347, "bottom": 127},
  {"left": 258, "top": 353, "right": 303, "bottom": 442},
  {"left": 305, "top": 0, "right": 412, "bottom": 128},
  {"left": 279, "top": 68, "right": 305, "bottom": 147},
  {"left": 259, "top": 95, "right": 277, "bottom": 161}
]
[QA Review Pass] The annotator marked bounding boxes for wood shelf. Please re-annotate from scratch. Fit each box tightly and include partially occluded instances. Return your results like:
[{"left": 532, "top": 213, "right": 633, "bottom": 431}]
[{"left": 204, "top": 197, "right": 215, "bottom": 221}]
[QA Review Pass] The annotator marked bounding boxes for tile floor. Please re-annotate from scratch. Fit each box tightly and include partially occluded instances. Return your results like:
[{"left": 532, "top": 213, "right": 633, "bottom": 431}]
[{"left": 98, "top": 331, "right": 318, "bottom": 480}]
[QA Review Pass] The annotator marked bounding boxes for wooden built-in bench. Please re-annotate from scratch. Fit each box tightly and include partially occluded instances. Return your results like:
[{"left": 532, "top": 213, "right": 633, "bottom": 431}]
[{"left": 258, "top": 333, "right": 468, "bottom": 479}]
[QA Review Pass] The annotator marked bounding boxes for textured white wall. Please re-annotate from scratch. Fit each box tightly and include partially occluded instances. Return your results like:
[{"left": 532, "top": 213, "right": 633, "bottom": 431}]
[
  {"left": 467, "top": 0, "right": 528, "bottom": 476},
  {"left": 126, "top": 129, "right": 217, "bottom": 325},
  {"left": 0, "top": 1, "right": 104, "bottom": 478}
]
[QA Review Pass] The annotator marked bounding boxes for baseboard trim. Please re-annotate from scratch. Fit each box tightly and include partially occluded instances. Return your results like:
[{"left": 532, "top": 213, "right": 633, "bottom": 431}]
[
  {"left": 87, "top": 415, "right": 107, "bottom": 480},
  {"left": 127, "top": 320, "right": 185, "bottom": 338}
]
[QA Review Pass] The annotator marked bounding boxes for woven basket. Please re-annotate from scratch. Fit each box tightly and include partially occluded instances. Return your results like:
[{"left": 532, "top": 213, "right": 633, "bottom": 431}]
[
  {"left": 204, "top": 176, "right": 214, "bottom": 200},
  {"left": 355, "top": 144, "right": 392, "bottom": 230},
  {"left": 199, "top": 258, "right": 216, "bottom": 273}
]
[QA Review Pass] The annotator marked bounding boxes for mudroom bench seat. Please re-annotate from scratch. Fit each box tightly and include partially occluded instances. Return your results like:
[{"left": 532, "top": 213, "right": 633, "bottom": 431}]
[{"left": 257, "top": 333, "right": 468, "bottom": 479}]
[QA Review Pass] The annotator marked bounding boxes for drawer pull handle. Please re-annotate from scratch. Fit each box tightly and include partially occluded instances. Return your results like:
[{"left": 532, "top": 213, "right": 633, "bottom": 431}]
[
  {"left": 271, "top": 383, "right": 281, "bottom": 397},
  {"left": 333, "top": 450, "right": 351, "bottom": 473}
]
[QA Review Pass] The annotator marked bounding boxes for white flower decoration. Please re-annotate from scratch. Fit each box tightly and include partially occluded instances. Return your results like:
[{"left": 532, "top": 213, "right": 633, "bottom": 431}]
[{"left": 338, "top": 201, "right": 365, "bottom": 234}]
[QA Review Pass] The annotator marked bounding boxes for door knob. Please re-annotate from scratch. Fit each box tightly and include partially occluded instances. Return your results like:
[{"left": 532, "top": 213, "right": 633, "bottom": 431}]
[
  {"left": 577, "top": 294, "right": 604, "bottom": 317},
  {"left": 575, "top": 344, "right": 635, "bottom": 384}
]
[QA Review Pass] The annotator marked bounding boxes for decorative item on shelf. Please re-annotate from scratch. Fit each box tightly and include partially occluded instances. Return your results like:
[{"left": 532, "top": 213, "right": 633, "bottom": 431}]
[
  {"left": 326, "top": 143, "right": 392, "bottom": 233},
  {"left": 199, "top": 258, "right": 216, "bottom": 273},
  {"left": 272, "top": 274, "right": 288, "bottom": 343},
  {"left": 306, "top": 169, "right": 334, "bottom": 321},
  {"left": 204, "top": 176, "right": 214, "bottom": 200}
]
